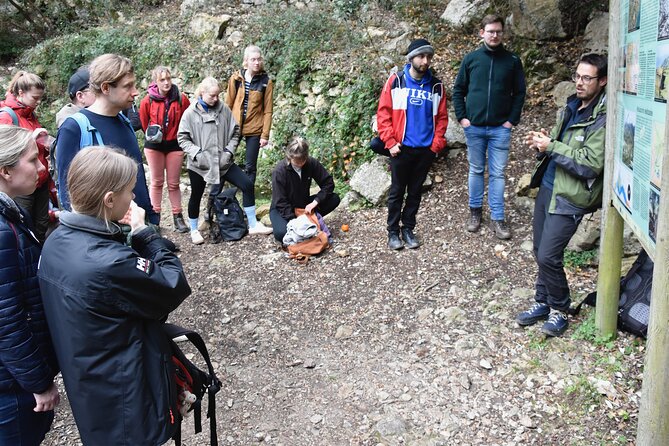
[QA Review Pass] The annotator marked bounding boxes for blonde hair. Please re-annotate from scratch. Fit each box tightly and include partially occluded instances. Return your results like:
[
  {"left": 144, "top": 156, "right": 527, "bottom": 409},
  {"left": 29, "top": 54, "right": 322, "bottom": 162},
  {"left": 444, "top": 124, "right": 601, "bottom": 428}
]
[
  {"left": 195, "top": 77, "right": 220, "bottom": 98},
  {"left": 151, "top": 65, "right": 171, "bottom": 82},
  {"left": 0, "top": 125, "right": 33, "bottom": 168},
  {"left": 67, "top": 146, "right": 137, "bottom": 220},
  {"left": 285, "top": 136, "right": 309, "bottom": 161},
  {"left": 242, "top": 45, "right": 263, "bottom": 70},
  {"left": 89, "top": 54, "right": 134, "bottom": 95},
  {"left": 7, "top": 71, "right": 45, "bottom": 96}
]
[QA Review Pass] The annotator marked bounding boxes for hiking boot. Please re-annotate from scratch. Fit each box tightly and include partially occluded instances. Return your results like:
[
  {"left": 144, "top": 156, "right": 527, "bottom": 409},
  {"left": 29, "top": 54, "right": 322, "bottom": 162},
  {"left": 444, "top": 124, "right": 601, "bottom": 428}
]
[
  {"left": 173, "top": 213, "right": 189, "bottom": 233},
  {"left": 466, "top": 207, "right": 482, "bottom": 232},
  {"left": 401, "top": 228, "right": 420, "bottom": 249},
  {"left": 490, "top": 219, "right": 511, "bottom": 240},
  {"left": 190, "top": 229, "right": 204, "bottom": 245},
  {"left": 516, "top": 302, "right": 550, "bottom": 326},
  {"left": 541, "top": 310, "right": 569, "bottom": 337},
  {"left": 248, "top": 221, "right": 272, "bottom": 235},
  {"left": 388, "top": 231, "right": 404, "bottom": 250}
]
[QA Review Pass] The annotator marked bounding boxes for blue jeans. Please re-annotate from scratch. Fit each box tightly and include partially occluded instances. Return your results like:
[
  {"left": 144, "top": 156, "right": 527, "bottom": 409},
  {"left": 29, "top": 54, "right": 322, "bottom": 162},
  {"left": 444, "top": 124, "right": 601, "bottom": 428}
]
[
  {"left": 464, "top": 125, "right": 511, "bottom": 221},
  {"left": 0, "top": 389, "right": 53, "bottom": 445}
]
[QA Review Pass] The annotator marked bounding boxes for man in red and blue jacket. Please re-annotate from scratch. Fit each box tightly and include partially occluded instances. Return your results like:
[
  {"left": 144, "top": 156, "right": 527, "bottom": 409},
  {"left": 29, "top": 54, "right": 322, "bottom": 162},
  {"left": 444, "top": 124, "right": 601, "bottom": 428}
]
[{"left": 376, "top": 38, "right": 448, "bottom": 250}]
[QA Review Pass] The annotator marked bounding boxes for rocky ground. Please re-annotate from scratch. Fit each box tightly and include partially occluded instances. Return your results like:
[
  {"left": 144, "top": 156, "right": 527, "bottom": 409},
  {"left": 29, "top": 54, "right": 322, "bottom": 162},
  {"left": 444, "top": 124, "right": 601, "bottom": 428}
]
[{"left": 42, "top": 109, "right": 643, "bottom": 446}]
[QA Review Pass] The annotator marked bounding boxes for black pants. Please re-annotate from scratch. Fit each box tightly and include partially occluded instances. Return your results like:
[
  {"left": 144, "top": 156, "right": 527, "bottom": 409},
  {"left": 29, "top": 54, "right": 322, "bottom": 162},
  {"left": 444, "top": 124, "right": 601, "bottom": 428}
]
[
  {"left": 14, "top": 183, "right": 50, "bottom": 243},
  {"left": 532, "top": 186, "right": 583, "bottom": 312},
  {"left": 243, "top": 135, "right": 261, "bottom": 186},
  {"left": 187, "top": 164, "right": 255, "bottom": 219},
  {"left": 269, "top": 193, "right": 341, "bottom": 242},
  {"left": 386, "top": 146, "right": 436, "bottom": 233}
]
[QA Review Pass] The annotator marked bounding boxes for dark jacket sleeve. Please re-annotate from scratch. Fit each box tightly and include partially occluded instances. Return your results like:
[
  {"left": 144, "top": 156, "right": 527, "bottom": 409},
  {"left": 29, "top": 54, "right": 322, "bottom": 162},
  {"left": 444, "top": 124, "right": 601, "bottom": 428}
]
[
  {"left": 272, "top": 164, "right": 296, "bottom": 221},
  {"left": 508, "top": 57, "right": 527, "bottom": 125},
  {"left": 103, "top": 228, "right": 191, "bottom": 320},
  {"left": 55, "top": 118, "right": 82, "bottom": 211},
  {"left": 452, "top": 57, "right": 469, "bottom": 122},
  {"left": 0, "top": 228, "right": 53, "bottom": 394},
  {"left": 310, "top": 159, "right": 335, "bottom": 205}
]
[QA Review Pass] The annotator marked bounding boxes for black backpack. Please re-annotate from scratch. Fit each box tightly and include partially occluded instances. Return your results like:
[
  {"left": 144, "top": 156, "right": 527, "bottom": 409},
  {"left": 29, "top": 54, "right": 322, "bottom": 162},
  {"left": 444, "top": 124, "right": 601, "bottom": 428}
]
[
  {"left": 207, "top": 187, "right": 247, "bottom": 242},
  {"left": 571, "top": 249, "right": 654, "bottom": 338},
  {"left": 164, "top": 323, "right": 222, "bottom": 446}
]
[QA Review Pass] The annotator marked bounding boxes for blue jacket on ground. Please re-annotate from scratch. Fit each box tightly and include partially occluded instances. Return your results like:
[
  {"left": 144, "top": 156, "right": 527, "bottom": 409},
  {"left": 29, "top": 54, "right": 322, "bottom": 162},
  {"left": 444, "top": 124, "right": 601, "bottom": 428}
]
[
  {"left": 55, "top": 109, "right": 160, "bottom": 224},
  {"left": 0, "top": 192, "right": 57, "bottom": 394}
]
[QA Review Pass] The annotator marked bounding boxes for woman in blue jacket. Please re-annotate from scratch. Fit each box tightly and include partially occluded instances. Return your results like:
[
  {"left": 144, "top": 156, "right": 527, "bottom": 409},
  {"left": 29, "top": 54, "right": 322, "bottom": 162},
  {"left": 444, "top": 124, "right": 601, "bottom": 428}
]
[
  {"left": 0, "top": 125, "right": 59, "bottom": 445},
  {"left": 39, "top": 147, "right": 191, "bottom": 445}
]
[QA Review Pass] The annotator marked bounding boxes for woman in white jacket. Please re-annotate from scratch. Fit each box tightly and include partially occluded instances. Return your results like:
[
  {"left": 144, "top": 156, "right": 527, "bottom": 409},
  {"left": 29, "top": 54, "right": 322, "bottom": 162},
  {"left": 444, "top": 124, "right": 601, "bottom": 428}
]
[{"left": 178, "top": 77, "right": 271, "bottom": 244}]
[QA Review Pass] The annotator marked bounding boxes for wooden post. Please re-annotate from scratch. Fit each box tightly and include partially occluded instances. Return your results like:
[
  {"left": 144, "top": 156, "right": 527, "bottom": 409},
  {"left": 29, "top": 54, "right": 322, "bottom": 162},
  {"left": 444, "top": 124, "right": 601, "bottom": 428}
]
[
  {"left": 595, "top": 5, "right": 623, "bottom": 337},
  {"left": 594, "top": 205, "right": 623, "bottom": 337},
  {"left": 636, "top": 55, "right": 669, "bottom": 446}
]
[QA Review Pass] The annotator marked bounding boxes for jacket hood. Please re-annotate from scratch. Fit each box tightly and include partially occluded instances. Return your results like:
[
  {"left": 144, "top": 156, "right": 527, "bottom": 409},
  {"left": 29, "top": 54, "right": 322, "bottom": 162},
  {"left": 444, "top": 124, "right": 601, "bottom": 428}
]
[
  {"left": 147, "top": 83, "right": 180, "bottom": 103},
  {"left": 2, "top": 92, "right": 36, "bottom": 117},
  {"left": 58, "top": 211, "right": 125, "bottom": 240},
  {"left": 0, "top": 191, "right": 23, "bottom": 223},
  {"left": 565, "top": 91, "right": 607, "bottom": 118},
  {"left": 195, "top": 98, "right": 225, "bottom": 115}
]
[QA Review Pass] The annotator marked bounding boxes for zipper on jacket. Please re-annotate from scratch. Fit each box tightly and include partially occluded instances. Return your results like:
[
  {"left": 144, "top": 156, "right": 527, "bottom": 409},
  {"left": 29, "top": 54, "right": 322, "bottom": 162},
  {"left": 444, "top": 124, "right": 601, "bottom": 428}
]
[{"left": 486, "top": 55, "right": 494, "bottom": 124}]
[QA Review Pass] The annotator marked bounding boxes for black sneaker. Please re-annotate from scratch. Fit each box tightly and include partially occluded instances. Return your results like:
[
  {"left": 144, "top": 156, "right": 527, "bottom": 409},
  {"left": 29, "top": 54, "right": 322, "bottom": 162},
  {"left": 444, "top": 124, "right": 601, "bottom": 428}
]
[
  {"left": 388, "top": 232, "right": 404, "bottom": 250},
  {"left": 401, "top": 228, "right": 420, "bottom": 249},
  {"left": 490, "top": 219, "right": 511, "bottom": 240},
  {"left": 516, "top": 302, "right": 550, "bottom": 326},
  {"left": 466, "top": 207, "right": 482, "bottom": 232},
  {"left": 541, "top": 311, "right": 569, "bottom": 337}
]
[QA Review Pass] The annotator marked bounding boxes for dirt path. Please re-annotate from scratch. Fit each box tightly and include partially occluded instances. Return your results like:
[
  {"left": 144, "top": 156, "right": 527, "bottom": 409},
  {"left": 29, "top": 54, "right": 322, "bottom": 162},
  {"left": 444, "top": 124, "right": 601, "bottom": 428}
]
[{"left": 43, "top": 122, "right": 642, "bottom": 445}]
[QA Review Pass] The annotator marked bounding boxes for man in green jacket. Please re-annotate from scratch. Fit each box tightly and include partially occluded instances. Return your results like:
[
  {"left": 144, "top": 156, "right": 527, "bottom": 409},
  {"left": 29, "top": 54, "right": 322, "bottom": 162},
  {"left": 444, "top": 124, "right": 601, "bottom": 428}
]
[
  {"left": 516, "top": 53, "right": 607, "bottom": 337},
  {"left": 453, "top": 14, "right": 526, "bottom": 239}
]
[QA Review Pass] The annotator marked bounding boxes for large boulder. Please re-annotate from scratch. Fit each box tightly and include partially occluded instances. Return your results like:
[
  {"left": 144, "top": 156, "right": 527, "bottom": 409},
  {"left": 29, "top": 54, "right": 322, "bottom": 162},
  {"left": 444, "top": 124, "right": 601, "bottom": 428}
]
[
  {"left": 583, "top": 12, "right": 609, "bottom": 54},
  {"left": 510, "top": 0, "right": 567, "bottom": 39},
  {"left": 349, "top": 157, "right": 391, "bottom": 205},
  {"left": 189, "top": 14, "right": 232, "bottom": 40},
  {"left": 567, "top": 210, "right": 601, "bottom": 251},
  {"left": 383, "top": 32, "right": 411, "bottom": 56},
  {"left": 552, "top": 80, "right": 575, "bottom": 107},
  {"left": 446, "top": 108, "right": 466, "bottom": 149},
  {"left": 440, "top": 0, "right": 489, "bottom": 28}
]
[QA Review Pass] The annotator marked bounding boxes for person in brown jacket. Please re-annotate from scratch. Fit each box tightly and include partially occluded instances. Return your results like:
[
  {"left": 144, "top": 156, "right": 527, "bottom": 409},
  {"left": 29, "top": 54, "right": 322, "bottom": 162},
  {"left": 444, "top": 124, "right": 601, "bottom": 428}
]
[{"left": 225, "top": 45, "right": 274, "bottom": 186}]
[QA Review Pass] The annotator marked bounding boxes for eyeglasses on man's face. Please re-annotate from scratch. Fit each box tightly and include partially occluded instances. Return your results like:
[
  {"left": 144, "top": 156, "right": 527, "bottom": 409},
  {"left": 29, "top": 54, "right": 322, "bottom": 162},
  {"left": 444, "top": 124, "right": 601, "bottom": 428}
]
[
  {"left": 572, "top": 73, "right": 599, "bottom": 84},
  {"left": 485, "top": 30, "right": 504, "bottom": 36}
]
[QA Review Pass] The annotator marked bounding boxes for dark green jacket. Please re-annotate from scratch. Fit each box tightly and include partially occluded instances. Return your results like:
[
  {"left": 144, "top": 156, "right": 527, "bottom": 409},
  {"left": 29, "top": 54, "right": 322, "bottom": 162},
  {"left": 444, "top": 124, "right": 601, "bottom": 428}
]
[
  {"left": 452, "top": 45, "right": 526, "bottom": 126},
  {"left": 530, "top": 92, "right": 607, "bottom": 215}
]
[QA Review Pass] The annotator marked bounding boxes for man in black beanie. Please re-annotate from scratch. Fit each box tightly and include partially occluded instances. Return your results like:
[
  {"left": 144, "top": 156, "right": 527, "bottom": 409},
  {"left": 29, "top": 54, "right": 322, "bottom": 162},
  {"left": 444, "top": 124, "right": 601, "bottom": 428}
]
[
  {"left": 453, "top": 14, "right": 526, "bottom": 240},
  {"left": 376, "top": 38, "right": 448, "bottom": 250}
]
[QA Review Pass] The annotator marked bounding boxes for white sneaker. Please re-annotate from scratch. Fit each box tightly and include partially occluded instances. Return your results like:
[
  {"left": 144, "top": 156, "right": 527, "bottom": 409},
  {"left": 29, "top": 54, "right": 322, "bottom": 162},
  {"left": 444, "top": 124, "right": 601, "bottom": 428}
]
[
  {"left": 190, "top": 229, "right": 204, "bottom": 245},
  {"left": 248, "top": 221, "right": 272, "bottom": 235}
]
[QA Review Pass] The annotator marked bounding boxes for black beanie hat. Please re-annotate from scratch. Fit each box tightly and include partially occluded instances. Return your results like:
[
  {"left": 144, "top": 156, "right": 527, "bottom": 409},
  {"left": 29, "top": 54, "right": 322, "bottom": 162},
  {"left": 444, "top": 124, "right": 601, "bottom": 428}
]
[{"left": 406, "top": 39, "right": 434, "bottom": 61}]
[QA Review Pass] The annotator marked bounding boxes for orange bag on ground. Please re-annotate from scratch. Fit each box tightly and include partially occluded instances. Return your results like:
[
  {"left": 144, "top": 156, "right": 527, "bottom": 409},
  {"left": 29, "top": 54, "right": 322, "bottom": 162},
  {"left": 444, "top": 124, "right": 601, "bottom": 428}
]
[{"left": 286, "top": 209, "right": 330, "bottom": 263}]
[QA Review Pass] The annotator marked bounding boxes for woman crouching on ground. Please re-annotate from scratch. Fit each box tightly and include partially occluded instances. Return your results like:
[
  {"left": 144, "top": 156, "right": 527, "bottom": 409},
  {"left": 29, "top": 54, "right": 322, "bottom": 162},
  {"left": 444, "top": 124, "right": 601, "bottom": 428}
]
[
  {"left": 269, "top": 136, "right": 340, "bottom": 242},
  {"left": 38, "top": 147, "right": 191, "bottom": 445},
  {"left": 0, "top": 125, "right": 59, "bottom": 445},
  {"left": 178, "top": 76, "right": 271, "bottom": 245}
]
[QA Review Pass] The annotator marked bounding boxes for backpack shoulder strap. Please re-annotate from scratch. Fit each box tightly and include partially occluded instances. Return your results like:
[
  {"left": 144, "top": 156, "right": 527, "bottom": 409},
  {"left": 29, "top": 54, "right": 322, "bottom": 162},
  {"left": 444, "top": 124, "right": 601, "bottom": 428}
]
[
  {"left": 70, "top": 112, "right": 103, "bottom": 147},
  {"left": 116, "top": 111, "right": 134, "bottom": 131},
  {"left": 0, "top": 106, "right": 19, "bottom": 126},
  {"left": 164, "top": 323, "right": 221, "bottom": 446}
]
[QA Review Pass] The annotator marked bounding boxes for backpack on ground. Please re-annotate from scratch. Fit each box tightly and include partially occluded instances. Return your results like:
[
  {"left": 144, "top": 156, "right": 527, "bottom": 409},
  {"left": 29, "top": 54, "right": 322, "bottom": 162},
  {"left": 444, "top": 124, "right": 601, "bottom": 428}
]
[
  {"left": 570, "top": 249, "right": 654, "bottom": 338},
  {"left": 164, "top": 323, "right": 222, "bottom": 446},
  {"left": 207, "top": 187, "right": 247, "bottom": 242},
  {"left": 285, "top": 208, "right": 330, "bottom": 263}
]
